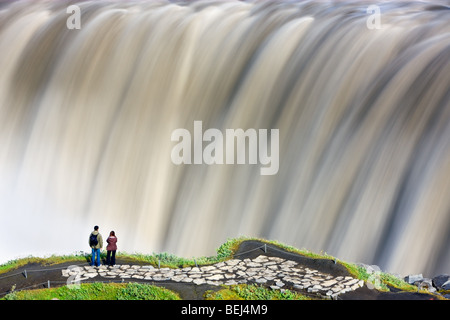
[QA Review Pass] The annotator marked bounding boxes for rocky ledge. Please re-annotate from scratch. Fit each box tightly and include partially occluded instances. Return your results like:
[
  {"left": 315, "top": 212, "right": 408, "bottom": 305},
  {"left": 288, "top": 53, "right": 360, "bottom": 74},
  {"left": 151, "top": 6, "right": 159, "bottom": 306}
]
[{"left": 357, "top": 263, "right": 450, "bottom": 299}]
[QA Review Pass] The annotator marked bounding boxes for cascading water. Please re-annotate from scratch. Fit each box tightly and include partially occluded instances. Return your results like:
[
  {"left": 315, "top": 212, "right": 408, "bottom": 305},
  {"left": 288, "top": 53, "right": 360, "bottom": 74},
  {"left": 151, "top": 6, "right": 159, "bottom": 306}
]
[{"left": 0, "top": 0, "right": 449, "bottom": 277}]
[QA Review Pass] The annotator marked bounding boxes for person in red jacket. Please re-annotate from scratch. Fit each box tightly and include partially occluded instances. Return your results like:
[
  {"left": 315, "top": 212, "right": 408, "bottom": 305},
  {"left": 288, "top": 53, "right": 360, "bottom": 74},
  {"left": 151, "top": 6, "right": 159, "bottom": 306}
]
[{"left": 106, "top": 231, "right": 118, "bottom": 266}]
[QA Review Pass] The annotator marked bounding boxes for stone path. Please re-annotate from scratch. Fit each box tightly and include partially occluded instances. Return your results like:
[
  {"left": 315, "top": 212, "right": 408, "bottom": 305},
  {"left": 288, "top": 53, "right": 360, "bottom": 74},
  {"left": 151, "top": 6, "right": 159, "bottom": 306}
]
[{"left": 62, "top": 254, "right": 364, "bottom": 299}]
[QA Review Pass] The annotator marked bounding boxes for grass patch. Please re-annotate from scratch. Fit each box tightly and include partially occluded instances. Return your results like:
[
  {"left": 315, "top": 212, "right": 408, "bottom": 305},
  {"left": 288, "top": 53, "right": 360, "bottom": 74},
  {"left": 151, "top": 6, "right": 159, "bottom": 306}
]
[
  {"left": 205, "top": 284, "right": 311, "bottom": 300},
  {"left": 0, "top": 252, "right": 90, "bottom": 275},
  {"left": 2, "top": 282, "right": 180, "bottom": 300}
]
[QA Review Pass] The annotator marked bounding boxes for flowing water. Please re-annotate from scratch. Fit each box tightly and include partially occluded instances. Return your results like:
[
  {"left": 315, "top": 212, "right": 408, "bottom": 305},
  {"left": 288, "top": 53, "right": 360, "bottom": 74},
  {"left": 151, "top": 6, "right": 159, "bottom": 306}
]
[{"left": 0, "top": 0, "right": 449, "bottom": 277}]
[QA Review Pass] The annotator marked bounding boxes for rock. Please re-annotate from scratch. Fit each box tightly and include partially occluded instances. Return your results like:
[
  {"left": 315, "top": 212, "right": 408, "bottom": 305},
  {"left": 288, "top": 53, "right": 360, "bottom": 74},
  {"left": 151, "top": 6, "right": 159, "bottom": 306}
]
[
  {"left": 444, "top": 281, "right": 450, "bottom": 291},
  {"left": 193, "top": 278, "right": 206, "bottom": 285},
  {"left": 200, "top": 266, "right": 216, "bottom": 272},
  {"left": 215, "top": 262, "right": 226, "bottom": 268},
  {"left": 206, "top": 274, "right": 224, "bottom": 281},
  {"left": 321, "top": 279, "right": 338, "bottom": 287},
  {"left": 189, "top": 267, "right": 201, "bottom": 273},
  {"left": 343, "top": 279, "right": 359, "bottom": 286},
  {"left": 225, "top": 259, "right": 241, "bottom": 266},
  {"left": 84, "top": 272, "right": 98, "bottom": 278},
  {"left": 141, "top": 265, "right": 155, "bottom": 270},
  {"left": 246, "top": 262, "right": 263, "bottom": 268},
  {"left": 418, "top": 279, "right": 436, "bottom": 292},
  {"left": 404, "top": 274, "right": 423, "bottom": 284},
  {"left": 432, "top": 274, "right": 450, "bottom": 290},
  {"left": 171, "top": 274, "right": 187, "bottom": 282}
]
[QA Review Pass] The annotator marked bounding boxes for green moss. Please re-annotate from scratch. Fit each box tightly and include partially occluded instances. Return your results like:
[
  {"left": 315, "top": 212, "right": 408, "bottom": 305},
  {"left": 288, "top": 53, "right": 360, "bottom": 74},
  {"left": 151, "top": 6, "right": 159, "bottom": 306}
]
[
  {"left": 205, "top": 284, "right": 311, "bottom": 300},
  {"left": 0, "top": 253, "right": 89, "bottom": 275}
]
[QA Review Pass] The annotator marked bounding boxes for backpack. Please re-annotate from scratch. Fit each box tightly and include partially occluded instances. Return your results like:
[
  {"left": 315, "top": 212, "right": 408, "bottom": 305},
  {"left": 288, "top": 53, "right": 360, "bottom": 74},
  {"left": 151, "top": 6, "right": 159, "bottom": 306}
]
[{"left": 89, "top": 233, "right": 98, "bottom": 246}]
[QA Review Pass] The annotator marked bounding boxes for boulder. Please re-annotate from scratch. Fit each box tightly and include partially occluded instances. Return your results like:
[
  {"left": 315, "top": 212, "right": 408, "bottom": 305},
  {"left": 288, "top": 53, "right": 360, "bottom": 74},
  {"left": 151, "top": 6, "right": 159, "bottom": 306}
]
[
  {"left": 432, "top": 274, "right": 450, "bottom": 290},
  {"left": 404, "top": 274, "right": 423, "bottom": 284},
  {"left": 418, "top": 279, "right": 436, "bottom": 292}
]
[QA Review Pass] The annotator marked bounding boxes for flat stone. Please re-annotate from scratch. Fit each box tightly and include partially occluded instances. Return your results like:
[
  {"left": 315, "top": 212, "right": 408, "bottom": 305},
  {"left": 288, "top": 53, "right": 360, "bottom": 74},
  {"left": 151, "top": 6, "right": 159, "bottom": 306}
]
[
  {"left": 236, "top": 271, "right": 246, "bottom": 277},
  {"left": 246, "top": 262, "right": 263, "bottom": 268},
  {"left": 85, "top": 273, "right": 98, "bottom": 278},
  {"left": 255, "top": 278, "right": 267, "bottom": 284},
  {"left": 321, "top": 279, "right": 338, "bottom": 287},
  {"left": 253, "top": 256, "right": 269, "bottom": 263},
  {"left": 200, "top": 266, "right": 216, "bottom": 272},
  {"left": 171, "top": 275, "right": 187, "bottom": 282},
  {"left": 153, "top": 275, "right": 170, "bottom": 281},
  {"left": 215, "top": 262, "right": 226, "bottom": 268},
  {"left": 193, "top": 278, "right": 206, "bottom": 285},
  {"left": 141, "top": 266, "right": 155, "bottom": 270},
  {"left": 113, "top": 269, "right": 124, "bottom": 273},
  {"left": 189, "top": 267, "right": 201, "bottom": 273},
  {"left": 206, "top": 274, "right": 224, "bottom": 281},
  {"left": 225, "top": 259, "right": 241, "bottom": 266},
  {"left": 247, "top": 267, "right": 263, "bottom": 274},
  {"left": 189, "top": 274, "right": 202, "bottom": 278},
  {"left": 281, "top": 260, "right": 297, "bottom": 266},
  {"left": 343, "top": 279, "right": 359, "bottom": 286}
]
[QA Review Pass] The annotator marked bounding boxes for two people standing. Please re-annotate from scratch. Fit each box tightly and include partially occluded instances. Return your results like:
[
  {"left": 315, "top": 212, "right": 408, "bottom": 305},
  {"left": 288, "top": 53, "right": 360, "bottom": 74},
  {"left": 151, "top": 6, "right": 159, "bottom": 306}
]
[{"left": 89, "top": 226, "right": 118, "bottom": 267}]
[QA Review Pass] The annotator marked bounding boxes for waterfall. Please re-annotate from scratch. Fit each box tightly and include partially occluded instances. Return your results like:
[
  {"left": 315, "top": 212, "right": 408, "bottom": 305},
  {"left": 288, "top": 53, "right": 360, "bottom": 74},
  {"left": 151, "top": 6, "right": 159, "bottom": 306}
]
[{"left": 0, "top": 0, "right": 449, "bottom": 277}]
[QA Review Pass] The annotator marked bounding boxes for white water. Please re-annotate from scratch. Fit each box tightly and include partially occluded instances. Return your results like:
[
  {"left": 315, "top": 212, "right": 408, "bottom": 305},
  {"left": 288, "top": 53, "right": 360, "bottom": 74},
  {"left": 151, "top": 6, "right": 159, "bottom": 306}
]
[{"left": 0, "top": 0, "right": 449, "bottom": 277}]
